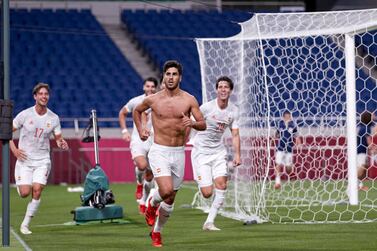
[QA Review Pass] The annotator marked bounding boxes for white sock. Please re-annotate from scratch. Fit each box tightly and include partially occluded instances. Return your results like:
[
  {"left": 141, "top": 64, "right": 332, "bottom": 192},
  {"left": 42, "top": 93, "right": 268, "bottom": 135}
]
[
  {"left": 140, "top": 180, "right": 153, "bottom": 205},
  {"left": 153, "top": 202, "right": 174, "bottom": 233},
  {"left": 205, "top": 189, "right": 226, "bottom": 224},
  {"left": 150, "top": 190, "right": 163, "bottom": 207},
  {"left": 135, "top": 167, "right": 145, "bottom": 184},
  {"left": 275, "top": 175, "right": 281, "bottom": 184},
  {"left": 22, "top": 199, "right": 41, "bottom": 227}
]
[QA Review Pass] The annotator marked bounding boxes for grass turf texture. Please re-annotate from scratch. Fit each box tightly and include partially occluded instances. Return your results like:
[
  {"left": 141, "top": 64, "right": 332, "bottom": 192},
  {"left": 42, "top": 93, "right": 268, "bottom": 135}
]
[{"left": 1, "top": 183, "right": 377, "bottom": 250}]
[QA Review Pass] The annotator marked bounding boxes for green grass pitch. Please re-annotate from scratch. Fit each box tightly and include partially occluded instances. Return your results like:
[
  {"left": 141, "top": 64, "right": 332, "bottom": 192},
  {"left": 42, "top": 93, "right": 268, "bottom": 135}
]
[{"left": 2, "top": 183, "right": 377, "bottom": 250}]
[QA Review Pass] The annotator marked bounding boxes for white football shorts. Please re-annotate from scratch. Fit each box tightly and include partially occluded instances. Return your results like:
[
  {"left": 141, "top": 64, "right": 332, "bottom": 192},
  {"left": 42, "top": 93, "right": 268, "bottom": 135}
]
[
  {"left": 130, "top": 136, "right": 153, "bottom": 160},
  {"left": 275, "top": 151, "right": 293, "bottom": 167},
  {"left": 14, "top": 158, "right": 51, "bottom": 186},
  {"left": 191, "top": 148, "right": 228, "bottom": 188},
  {"left": 148, "top": 143, "right": 185, "bottom": 190}
]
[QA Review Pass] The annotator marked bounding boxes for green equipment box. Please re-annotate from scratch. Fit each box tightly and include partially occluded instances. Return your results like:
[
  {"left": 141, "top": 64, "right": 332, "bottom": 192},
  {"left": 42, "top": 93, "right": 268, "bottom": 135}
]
[{"left": 72, "top": 204, "right": 124, "bottom": 223}]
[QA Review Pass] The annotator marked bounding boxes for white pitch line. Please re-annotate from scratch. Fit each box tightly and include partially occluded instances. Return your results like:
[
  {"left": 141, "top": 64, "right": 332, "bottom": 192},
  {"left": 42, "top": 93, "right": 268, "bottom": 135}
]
[
  {"left": 10, "top": 227, "right": 32, "bottom": 251},
  {"left": 32, "top": 222, "right": 76, "bottom": 228}
]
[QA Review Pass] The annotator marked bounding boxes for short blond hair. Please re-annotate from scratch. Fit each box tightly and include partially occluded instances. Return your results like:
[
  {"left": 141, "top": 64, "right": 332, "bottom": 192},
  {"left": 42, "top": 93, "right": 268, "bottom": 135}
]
[{"left": 32, "top": 82, "right": 50, "bottom": 95}]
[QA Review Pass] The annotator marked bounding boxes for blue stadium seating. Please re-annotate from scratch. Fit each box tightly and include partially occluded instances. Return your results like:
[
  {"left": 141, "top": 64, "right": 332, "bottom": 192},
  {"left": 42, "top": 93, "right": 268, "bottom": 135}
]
[
  {"left": 10, "top": 9, "right": 142, "bottom": 127},
  {"left": 121, "top": 9, "right": 252, "bottom": 103}
]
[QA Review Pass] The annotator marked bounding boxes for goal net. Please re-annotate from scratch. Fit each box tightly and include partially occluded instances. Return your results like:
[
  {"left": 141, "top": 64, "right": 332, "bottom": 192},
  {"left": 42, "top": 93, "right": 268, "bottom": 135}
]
[{"left": 193, "top": 9, "right": 377, "bottom": 223}]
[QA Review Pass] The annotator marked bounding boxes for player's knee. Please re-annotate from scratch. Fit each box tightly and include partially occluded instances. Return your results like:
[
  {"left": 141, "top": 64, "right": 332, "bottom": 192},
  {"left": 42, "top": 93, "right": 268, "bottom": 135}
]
[
  {"left": 159, "top": 189, "right": 174, "bottom": 199},
  {"left": 135, "top": 159, "right": 148, "bottom": 171},
  {"left": 217, "top": 183, "right": 227, "bottom": 190},
  {"left": 19, "top": 191, "right": 30, "bottom": 198},
  {"left": 144, "top": 170, "right": 154, "bottom": 181},
  {"left": 18, "top": 186, "right": 31, "bottom": 198},
  {"left": 201, "top": 188, "right": 213, "bottom": 198}
]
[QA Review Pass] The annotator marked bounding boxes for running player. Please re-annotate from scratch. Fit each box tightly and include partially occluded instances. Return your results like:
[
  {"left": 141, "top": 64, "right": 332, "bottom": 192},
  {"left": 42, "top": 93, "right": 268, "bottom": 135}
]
[
  {"left": 191, "top": 76, "right": 241, "bottom": 231},
  {"left": 133, "top": 60, "right": 206, "bottom": 247},
  {"left": 10, "top": 83, "right": 69, "bottom": 235},
  {"left": 118, "top": 77, "right": 158, "bottom": 213}
]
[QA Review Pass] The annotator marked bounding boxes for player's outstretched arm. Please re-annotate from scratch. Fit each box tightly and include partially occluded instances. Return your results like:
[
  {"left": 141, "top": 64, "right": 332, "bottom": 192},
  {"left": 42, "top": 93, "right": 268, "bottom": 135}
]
[
  {"left": 133, "top": 98, "right": 151, "bottom": 141},
  {"left": 232, "top": 128, "right": 241, "bottom": 166},
  {"left": 118, "top": 106, "right": 131, "bottom": 141}
]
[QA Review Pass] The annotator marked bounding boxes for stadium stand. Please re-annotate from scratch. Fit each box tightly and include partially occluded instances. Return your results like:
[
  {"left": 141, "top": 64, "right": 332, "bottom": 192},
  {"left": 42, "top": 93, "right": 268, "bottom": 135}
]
[
  {"left": 10, "top": 8, "right": 142, "bottom": 127},
  {"left": 121, "top": 9, "right": 252, "bottom": 104}
]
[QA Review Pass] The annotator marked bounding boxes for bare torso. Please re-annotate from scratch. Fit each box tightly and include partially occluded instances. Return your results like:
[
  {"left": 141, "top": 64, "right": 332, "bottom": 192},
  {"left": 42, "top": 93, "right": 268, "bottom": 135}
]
[{"left": 149, "top": 89, "right": 194, "bottom": 146}]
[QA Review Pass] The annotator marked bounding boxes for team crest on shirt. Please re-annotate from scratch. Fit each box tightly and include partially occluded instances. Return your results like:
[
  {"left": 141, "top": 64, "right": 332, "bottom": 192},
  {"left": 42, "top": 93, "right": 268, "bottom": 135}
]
[
  {"left": 156, "top": 168, "right": 161, "bottom": 173},
  {"left": 17, "top": 176, "right": 21, "bottom": 181},
  {"left": 198, "top": 176, "right": 202, "bottom": 181},
  {"left": 46, "top": 121, "right": 51, "bottom": 128},
  {"left": 29, "top": 119, "right": 33, "bottom": 125}
]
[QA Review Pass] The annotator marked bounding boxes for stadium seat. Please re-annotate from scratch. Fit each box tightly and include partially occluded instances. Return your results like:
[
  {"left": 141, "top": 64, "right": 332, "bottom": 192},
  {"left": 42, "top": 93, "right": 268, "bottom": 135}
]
[{"left": 9, "top": 8, "right": 142, "bottom": 125}]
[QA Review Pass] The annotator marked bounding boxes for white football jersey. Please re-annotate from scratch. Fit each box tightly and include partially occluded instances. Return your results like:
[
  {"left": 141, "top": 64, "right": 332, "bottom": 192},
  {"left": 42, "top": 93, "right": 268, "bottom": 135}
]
[
  {"left": 123, "top": 94, "right": 152, "bottom": 142},
  {"left": 192, "top": 99, "right": 239, "bottom": 154},
  {"left": 13, "top": 106, "right": 62, "bottom": 161}
]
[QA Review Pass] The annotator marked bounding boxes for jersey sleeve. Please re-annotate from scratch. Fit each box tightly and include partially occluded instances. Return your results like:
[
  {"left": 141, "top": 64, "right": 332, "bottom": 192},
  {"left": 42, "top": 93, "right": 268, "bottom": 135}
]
[
  {"left": 199, "top": 103, "right": 210, "bottom": 119},
  {"left": 231, "top": 106, "right": 239, "bottom": 129},
  {"left": 53, "top": 115, "right": 62, "bottom": 136},
  {"left": 124, "top": 97, "right": 137, "bottom": 113},
  {"left": 13, "top": 110, "right": 26, "bottom": 129}
]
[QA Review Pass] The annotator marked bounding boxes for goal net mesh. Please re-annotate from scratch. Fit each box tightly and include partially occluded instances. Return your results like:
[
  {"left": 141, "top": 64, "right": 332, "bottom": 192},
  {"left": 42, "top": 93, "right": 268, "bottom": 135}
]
[{"left": 193, "top": 9, "right": 377, "bottom": 223}]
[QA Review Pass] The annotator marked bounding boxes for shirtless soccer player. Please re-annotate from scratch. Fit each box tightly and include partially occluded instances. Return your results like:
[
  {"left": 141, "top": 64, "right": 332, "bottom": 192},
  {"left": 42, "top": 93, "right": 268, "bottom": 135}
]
[{"left": 133, "top": 60, "right": 206, "bottom": 247}]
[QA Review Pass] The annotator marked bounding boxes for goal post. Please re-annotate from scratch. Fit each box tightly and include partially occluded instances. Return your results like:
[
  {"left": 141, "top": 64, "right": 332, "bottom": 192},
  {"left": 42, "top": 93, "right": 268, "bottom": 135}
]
[{"left": 194, "top": 9, "right": 377, "bottom": 223}]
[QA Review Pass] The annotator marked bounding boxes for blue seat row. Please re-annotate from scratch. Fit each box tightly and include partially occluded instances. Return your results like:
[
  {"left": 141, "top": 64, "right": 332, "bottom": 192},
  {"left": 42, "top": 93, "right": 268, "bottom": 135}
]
[
  {"left": 8, "top": 8, "right": 143, "bottom": 123},
  {"left": 122, "top": 9, "right": 252, "bottom": 104}
]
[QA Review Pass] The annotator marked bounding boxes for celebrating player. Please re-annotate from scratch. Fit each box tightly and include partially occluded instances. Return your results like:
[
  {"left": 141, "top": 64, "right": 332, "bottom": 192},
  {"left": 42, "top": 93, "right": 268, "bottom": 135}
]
[
  {"left": 133, "top": 60, "right": 206, "bottom": 247},
  {"left": 10, "top": 83, "right": 69, "bottom": 235},
  {"left": 191, "top": 76, "right": 241, "bottom": 231},
  {"left": 118, "top": 77, "right": 158, "bottom": 213}
]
